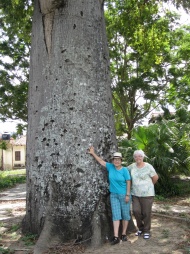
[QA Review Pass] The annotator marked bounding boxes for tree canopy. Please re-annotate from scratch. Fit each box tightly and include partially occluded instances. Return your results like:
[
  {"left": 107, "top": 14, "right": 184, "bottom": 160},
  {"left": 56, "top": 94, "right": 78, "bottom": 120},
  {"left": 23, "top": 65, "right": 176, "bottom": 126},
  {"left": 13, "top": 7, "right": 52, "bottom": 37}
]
[
  {"left": 0, "top": 0, "right": 32, "bottom": 123},
  {"left": 105, "top": 0, "right": 190, "bottom": 138},
  {"left": 0, "top": 0, "right": 190, "bottom": 134}
]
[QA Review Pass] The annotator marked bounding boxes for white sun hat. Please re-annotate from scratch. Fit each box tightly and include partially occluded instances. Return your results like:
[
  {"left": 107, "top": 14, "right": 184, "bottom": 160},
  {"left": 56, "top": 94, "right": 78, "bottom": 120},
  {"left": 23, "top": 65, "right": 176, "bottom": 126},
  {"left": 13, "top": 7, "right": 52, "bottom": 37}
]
[{"left": 113, "top": 152, "right": 122, "bottom": 158}]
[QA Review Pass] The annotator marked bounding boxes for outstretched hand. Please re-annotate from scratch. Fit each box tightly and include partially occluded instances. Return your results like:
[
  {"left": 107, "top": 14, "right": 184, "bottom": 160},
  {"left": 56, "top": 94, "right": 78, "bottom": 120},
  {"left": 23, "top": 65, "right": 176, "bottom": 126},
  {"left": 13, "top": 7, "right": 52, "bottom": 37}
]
[
  {"left": 87, "top": 146, "right": 95, "bottom": 155},
  {"left": 87, "top": 146, "right": 106, "bottom": 167}
]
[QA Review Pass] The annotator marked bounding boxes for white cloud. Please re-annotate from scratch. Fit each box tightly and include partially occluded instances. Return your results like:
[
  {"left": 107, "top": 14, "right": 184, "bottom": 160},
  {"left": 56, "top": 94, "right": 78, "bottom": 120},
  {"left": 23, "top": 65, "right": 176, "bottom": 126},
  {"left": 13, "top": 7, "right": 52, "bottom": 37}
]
[{"left": 0, "top": 121, "right": 18, "bottom": 134}]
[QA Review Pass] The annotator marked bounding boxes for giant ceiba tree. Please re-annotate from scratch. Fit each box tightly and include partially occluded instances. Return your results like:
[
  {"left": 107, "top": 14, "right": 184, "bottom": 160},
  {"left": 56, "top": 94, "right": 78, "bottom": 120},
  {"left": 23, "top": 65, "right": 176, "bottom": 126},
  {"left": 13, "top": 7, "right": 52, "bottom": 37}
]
[
  {"left": 23, "top": 0, "right": 118, "bottom": 253},
  {"left": 1, "top": 0, "right": 188, "bottom": 252}
]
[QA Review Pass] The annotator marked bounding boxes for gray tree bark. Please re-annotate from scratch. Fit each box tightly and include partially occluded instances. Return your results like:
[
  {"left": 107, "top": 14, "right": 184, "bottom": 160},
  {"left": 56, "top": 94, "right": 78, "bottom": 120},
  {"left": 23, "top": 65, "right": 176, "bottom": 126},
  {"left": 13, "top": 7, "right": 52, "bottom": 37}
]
[{"left": 23, "top": 0, "right": 118, "bottom": 253}]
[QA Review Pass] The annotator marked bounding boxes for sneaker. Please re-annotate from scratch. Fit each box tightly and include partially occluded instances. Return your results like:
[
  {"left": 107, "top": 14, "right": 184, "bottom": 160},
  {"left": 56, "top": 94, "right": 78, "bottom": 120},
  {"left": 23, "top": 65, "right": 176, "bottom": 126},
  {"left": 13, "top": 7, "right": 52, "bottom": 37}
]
[
  {"left": 135, "top": 230, "right": 143, "bottom": 236},
  {"left": 121, "top": 234, "right": 127, "bottom": 241},
  {"left": 110, "top": 236, "right": 120, "bottom": 245},
  {"left": 143, "top": 233, "right": 150, "bottom": 239}
]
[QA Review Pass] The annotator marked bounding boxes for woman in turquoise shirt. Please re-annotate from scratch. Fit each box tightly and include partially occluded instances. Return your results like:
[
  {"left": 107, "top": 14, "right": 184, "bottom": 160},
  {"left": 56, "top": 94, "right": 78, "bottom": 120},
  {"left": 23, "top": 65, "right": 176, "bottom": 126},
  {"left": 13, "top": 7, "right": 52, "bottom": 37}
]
[{"left": 88, "top": 146, "right": 131, "bottom": 245}]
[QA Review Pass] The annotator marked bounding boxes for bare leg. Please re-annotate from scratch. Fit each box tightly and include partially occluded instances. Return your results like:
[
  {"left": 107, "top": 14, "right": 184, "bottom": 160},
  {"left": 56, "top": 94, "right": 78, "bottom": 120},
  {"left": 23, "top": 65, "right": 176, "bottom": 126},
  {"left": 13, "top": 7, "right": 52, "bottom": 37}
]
[
  {"left": 122, "top": 220, "right": 129, "bottom": 235},
  {"left": 113, "top": 220, "right": 120, "bottom": 237}
]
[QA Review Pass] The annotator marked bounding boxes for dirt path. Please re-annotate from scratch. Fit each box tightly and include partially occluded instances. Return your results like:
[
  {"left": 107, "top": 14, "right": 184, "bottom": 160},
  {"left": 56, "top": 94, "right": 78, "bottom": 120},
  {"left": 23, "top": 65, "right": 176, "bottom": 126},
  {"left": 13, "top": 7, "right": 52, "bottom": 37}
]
[
  {"left": 0, "top": 184, "right": 190, "bottom": 254},
  {"left": 84, "top": 215, "right": 190, "bottom": 254}
]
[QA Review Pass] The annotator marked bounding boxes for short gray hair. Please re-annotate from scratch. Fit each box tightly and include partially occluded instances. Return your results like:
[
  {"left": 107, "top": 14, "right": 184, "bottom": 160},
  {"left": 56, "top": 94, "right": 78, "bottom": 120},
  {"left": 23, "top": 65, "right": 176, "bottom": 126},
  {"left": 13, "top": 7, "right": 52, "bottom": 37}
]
[{"left": 133, "top": 150, "right": 146, "bottom": 158}]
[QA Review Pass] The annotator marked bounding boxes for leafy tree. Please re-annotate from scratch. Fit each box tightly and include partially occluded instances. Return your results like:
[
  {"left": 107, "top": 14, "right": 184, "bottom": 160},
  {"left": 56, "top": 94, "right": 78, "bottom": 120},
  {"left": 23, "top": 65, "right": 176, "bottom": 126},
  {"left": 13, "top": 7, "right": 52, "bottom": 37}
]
[
  {"left": 0, "top": 0, "right": 189, "bottom": 128},
  {"left": 165, "top": 25, "right": 190, "bottom": 109},
  {"left": 0, "top": 0, "right": 32, "bottom": 123},
  {"left": 0, "top": 0, "right": 189, "bottom": 137},
  {"left": 105, "top": 0, "right": 190, "bottom": 138},
  {"left": 0, "top": 2, "right": 189, "bottom": 250}
]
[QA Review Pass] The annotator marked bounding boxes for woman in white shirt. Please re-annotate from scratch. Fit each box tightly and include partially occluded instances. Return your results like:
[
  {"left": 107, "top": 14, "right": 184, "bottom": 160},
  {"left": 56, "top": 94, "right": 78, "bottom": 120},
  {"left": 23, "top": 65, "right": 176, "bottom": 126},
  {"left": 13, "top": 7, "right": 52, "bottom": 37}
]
[{"left": 127, "top": 150, "right": 159, "bottom": 240}]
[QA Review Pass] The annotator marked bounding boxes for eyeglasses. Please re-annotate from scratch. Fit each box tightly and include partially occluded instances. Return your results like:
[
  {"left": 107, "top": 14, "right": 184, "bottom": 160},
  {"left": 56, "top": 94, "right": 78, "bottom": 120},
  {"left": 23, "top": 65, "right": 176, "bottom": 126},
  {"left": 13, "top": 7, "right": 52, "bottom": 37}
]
[{"left": 113, "top": 158, "right": 122, "bottom": 161}]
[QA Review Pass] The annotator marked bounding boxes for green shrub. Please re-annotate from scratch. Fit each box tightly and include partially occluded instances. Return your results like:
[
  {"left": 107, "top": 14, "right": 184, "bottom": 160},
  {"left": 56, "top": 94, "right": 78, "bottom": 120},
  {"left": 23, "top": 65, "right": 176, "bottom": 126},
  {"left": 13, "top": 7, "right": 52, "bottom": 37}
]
[
  {"left": 119, "top": 121, "right": 190, "bottom": 197},
  {"left": 0, "top": 247, "right": 14, "bottom": 254},
  {"left": 21, "top": 233, "right": 38, "bottom": 246},
  {"left": 155, "top": 177, "right": 180, "bottom": 197},
  {"left": 0, "top": 169, "right": 26, "bottom": 191}
]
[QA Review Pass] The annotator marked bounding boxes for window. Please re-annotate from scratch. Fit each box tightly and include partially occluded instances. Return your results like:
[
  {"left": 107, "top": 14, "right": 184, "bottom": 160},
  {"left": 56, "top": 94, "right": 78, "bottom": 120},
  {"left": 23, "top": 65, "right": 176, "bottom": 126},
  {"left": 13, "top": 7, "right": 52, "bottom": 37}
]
[{"left": 15, "top": 151, "right": 21, "bottom": 161}]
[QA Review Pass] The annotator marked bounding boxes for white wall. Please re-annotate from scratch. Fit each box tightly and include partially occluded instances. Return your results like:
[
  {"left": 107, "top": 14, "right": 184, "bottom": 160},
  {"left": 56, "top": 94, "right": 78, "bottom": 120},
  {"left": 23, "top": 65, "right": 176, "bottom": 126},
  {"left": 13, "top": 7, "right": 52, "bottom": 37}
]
[{"left": 0, "top": 145, "right": 26, "bottom": 170}]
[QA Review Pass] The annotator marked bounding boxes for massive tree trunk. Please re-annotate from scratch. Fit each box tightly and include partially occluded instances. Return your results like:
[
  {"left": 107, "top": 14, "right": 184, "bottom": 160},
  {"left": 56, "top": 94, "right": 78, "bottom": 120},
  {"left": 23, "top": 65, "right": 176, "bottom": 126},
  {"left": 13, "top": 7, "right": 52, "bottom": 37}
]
[{"left": 23, "top": 0, "right": 117, "bottom": 253}]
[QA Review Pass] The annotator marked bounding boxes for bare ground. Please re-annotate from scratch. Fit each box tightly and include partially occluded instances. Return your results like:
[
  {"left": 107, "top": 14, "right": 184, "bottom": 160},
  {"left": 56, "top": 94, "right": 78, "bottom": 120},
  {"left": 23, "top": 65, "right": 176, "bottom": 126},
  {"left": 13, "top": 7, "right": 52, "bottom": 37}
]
[{"left": 0, "top": 186, "right": 190, "bottom": 254}]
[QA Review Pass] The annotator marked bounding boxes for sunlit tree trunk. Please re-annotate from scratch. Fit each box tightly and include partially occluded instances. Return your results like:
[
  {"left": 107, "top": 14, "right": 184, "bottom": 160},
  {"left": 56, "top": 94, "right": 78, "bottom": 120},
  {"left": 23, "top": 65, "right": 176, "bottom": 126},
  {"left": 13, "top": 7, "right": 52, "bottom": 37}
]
[{"left": 23, "top": 0, "right": 118, "bottom": 253}]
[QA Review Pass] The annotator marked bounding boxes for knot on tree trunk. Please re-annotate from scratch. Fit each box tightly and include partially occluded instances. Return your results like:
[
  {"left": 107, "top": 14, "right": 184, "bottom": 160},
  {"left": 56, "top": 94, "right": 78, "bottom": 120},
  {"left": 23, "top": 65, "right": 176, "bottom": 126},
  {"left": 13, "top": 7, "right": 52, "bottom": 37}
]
[{"left": 39, "top": 0, "right": 67, "bottom": 15}]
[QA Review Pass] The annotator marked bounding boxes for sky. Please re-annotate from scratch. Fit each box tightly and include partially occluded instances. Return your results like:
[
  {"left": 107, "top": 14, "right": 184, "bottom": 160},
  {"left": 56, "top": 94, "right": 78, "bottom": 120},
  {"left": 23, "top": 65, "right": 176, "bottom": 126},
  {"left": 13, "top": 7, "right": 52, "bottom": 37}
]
[
  {"left": 166, "top": 4, "right": 190, "bottom": 24},
  {"left": 0, "top": 120, "right": 20, "bottom": 134}
]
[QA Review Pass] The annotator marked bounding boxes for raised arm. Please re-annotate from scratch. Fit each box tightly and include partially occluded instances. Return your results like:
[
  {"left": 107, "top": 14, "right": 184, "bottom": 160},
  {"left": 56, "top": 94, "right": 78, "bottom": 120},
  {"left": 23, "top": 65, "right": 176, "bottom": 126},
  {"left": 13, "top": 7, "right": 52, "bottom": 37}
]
[{"left": 88, "top": 146, "right": 106, "bottom": 167}]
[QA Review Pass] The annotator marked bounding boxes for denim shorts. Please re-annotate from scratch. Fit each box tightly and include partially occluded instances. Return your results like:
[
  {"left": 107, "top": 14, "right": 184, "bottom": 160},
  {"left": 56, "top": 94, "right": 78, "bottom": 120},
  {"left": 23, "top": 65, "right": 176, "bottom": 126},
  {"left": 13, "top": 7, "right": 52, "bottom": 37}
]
[{"left": 110, "top": 193, "right": 131, "bottom": 221}]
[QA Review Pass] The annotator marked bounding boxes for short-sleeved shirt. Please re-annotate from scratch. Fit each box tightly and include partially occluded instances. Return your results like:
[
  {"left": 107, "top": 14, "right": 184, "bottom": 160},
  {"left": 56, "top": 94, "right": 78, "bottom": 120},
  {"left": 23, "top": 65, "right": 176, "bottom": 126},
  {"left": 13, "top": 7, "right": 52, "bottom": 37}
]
[
  {"left": 106, "top": 162, "right": 131, "bottom": 195},
  {"left": 127, "top": 162, "right": 157, "bottom": 197}
]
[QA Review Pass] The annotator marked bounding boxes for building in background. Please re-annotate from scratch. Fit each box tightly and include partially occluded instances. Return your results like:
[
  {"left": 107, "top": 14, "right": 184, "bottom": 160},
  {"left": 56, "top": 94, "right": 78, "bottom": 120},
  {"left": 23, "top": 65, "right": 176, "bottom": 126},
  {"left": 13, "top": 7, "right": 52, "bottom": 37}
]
[{"left": 0, "top": 135, "right": 26, "bottom": 170}]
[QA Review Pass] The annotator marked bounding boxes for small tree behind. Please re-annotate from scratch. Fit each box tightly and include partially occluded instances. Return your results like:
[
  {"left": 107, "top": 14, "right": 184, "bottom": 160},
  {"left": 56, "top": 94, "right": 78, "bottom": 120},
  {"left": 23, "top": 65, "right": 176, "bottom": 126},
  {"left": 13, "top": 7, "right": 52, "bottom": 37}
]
[{"left": 0, "top": 141, "right": 8, "bottom": 171}]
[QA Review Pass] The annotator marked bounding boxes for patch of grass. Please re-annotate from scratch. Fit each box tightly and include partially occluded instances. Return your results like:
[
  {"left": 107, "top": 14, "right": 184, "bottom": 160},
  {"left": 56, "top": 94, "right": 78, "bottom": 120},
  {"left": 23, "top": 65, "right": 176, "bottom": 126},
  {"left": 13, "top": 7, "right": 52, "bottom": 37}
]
[
  {"left": 21, "top": 233, "right": 38, "bottom": 246},
  {"left": 184, "top": 246, "right": 190, "bottom": 253},
  {"left": 0, "top": 247, "right": 14, "bottom": 254},
  {"left": 0, "top": 221, "right": 5, "bottom": 227},
  {"left": 10, "top": 231, "right": 19, "bottom": 240},
  {"left": 179, "top": 213, "right": 186, "bottom": 218},
  {"left": 163, "top": 204, "right": 171, "bottom": 210},
  {"left": 179, "top": 213, "right": 190, "bottom": 219},
  {"left": 155, "top": 195, "right": 170, "bottom": 202},
  {"left": 161, "top": 229, "right": 170, "bottom": 238},
  {"left": 5, "top": 208, "right": 13, "bottom": 216},
  {"left": 1, "top": 169, "right": 26, "bottom": 176},
  {"left": 0, "top": 169, "right": 26, "bottom": 191},
  {"left": 9, "top": 223, "right": 20, "bottom": 233}
]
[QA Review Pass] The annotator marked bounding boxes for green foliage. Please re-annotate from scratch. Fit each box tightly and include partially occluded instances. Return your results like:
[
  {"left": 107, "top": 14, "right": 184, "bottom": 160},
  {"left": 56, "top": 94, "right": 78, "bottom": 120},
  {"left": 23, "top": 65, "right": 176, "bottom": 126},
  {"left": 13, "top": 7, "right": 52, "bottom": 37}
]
[
  {"left": 21, "top": 233, "right": 38, "bottom": 246},
  {"left": 184, "top": 246, "right": 190, "bottom": 254},
  {"left": 119, "top": 118, "right": 190, "bottom": 197},
  {"left": 1, "top": 169, "right": 26, "bottom": 176},
  {"left": 0, "top": 247, "right": 14, "bottom": 254},
  {"left": 156, "top": 176, "right": 180, "bottom": 196},
  {"left": 0, "top": 169, "right": 26, "bottom": 190},
  {"left": 154, "top": 195, "right": 169, "bottom": 202},
  {"left": 165, "top": 26, "right": 190, "bottom": 109},
  {"left": 161, "top": 229, "right": 170, "bottom": 238},
  {"left": 105, "top": 0, "right": 190, "bottom": 138},
  {"left": 105, "top": 0, "right": 183, "bottom": 138},
  {"left": 0, "top": 0, "right": 33, "bottom": 124},
  {"left": 172, "top": 176, "right": 190, "bottom": 196},
  {"left": 118, "top": 137, "right": 138, "bottom": 165},
  {"left": 9, "top": 223, "right": 20, "bottom": 233},
  {"left": 0, "top": 0, "right": 189, "bottom": 138},
  {"left": 0, "top": 141, "right": 8, "bottom": 150}
]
